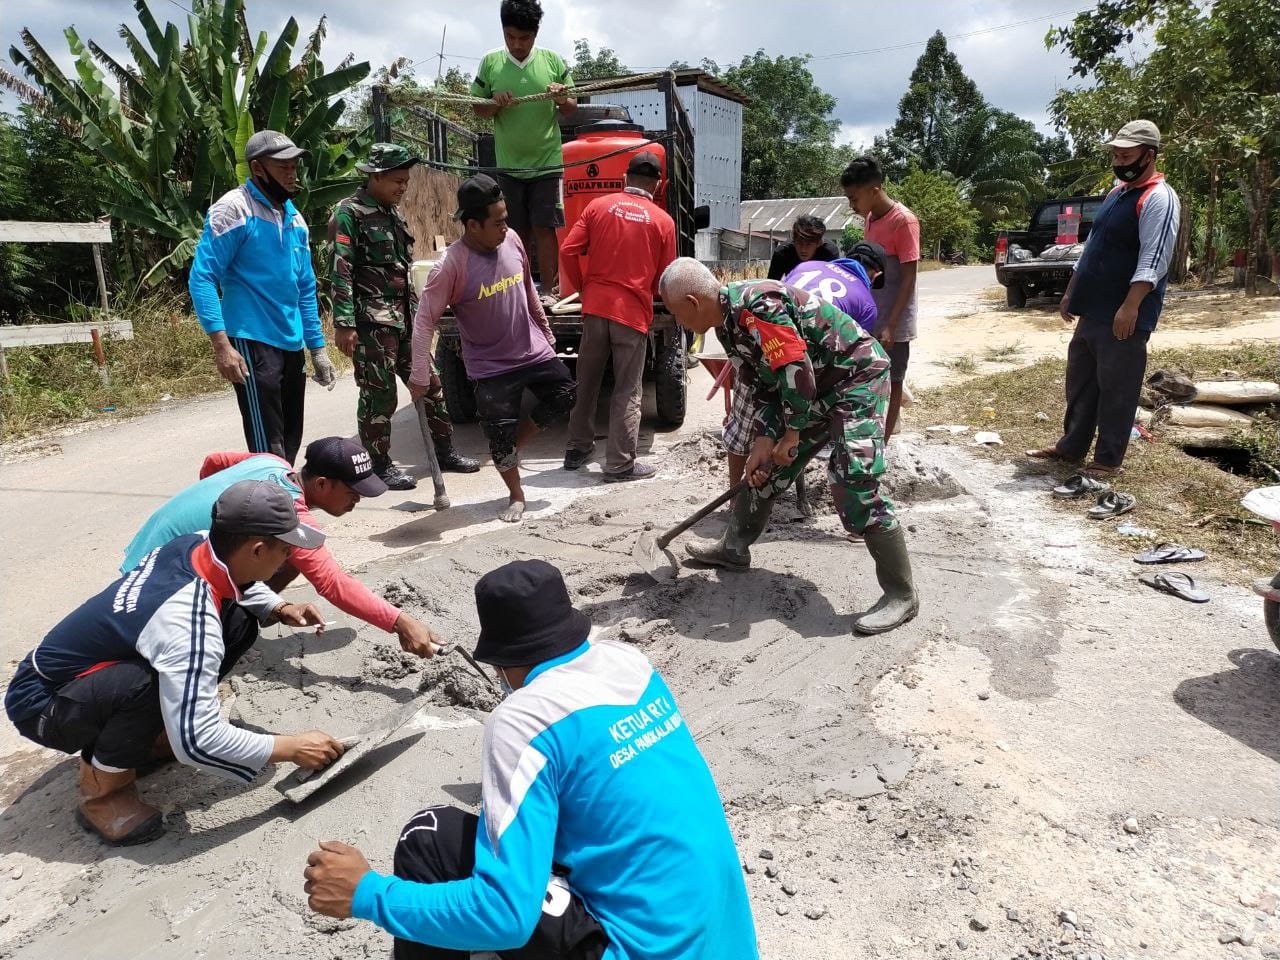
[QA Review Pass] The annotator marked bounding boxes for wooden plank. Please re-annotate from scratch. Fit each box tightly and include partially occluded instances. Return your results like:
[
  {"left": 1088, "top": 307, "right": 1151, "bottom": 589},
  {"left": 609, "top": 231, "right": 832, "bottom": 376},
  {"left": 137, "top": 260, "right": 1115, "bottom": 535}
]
[
  {"left": 0, "top": 319, "right": 134, "bottom": 348},
  {"left": 0, "top": 220, "right": 113, "bottom": 244}
]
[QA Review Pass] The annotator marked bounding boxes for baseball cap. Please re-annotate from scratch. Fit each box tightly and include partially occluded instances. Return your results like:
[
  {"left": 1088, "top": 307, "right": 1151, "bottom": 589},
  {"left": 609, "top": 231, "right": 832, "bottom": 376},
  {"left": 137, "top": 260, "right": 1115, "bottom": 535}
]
[
  {"left": 245, "top": 129, "right": 308, "bottom": 162},
  {"left": 846, "top": 240, "right": 888, "bottom": 289},
  {"left": 626, "top": 151, "right": 661, "bottom": 178},
  {"left": 453, "top": 174, "right": 504, "bottom": 221},
  {"left": 357, "top": 143, "right": 421, "bottom": 174},
  {"left": 1104, "top": 120, "right": 1161, "bottom": 149},
  {"left": 302, "top": 437, "right": 388, "bottom": 497},
  {"left": 210, "top": 480, "right": 325, "bottom": 549}
]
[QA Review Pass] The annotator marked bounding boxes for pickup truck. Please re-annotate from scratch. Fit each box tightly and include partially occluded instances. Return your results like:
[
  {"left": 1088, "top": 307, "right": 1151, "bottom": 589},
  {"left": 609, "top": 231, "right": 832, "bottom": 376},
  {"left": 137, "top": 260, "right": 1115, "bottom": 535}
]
[{"left": 994, "top": 196, "right": 1106, "bottom": 308}]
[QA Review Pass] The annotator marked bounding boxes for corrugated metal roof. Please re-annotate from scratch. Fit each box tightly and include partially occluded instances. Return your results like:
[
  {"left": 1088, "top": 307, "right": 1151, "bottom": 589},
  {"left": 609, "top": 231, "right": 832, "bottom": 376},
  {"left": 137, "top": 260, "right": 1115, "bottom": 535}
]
[{"left": 738, "top": 197, "right": 863, "bottom": 235}]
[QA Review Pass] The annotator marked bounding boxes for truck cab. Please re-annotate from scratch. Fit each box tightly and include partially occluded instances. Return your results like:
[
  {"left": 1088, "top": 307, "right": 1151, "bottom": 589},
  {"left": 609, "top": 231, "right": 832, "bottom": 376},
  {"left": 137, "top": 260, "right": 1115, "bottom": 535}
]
[{"left": 995, "top": 195, "right": 1106, "bottom": 308}]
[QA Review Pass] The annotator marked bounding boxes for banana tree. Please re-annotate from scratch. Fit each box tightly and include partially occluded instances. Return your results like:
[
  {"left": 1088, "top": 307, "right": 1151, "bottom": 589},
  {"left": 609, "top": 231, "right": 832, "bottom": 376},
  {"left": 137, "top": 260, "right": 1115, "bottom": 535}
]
[{"left": 3, "top": 0, "right": 372, "bottom": 284}]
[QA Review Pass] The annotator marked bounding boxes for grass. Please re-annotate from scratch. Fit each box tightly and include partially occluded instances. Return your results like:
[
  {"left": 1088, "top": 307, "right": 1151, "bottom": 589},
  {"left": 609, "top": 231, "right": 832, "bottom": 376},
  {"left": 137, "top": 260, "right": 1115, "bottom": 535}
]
[
  {"left": 911, "top": 342, "right": 1280, "bottom": 574},
  {"left": 1, "top": 293, "right": 354, "bottom": 442},
  {"left": 982, "top": 339, "right": 1025, "bottom": 363},
  {"left": 940, "top": 354, "right": 980, "bottom": 375}
]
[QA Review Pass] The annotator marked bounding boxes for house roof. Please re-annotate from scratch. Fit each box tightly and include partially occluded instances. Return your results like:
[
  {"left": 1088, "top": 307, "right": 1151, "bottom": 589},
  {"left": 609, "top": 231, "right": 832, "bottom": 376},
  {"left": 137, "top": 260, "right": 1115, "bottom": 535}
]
[{"left": 739, "top": 197, "right": 863, "bottom": 235}]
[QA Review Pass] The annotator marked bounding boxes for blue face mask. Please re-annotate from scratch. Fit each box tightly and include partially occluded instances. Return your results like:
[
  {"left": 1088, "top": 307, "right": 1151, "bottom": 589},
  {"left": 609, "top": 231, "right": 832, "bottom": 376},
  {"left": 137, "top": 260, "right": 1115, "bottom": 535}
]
[{"left": 497, "top": 668, "right": 514, "bottom": 697}]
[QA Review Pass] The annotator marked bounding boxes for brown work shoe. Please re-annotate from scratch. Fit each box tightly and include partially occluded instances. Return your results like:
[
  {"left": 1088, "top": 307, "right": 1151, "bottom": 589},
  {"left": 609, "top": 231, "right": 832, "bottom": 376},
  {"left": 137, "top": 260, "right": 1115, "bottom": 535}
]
[{"left": 77, "top": 761, "right": 163, "bottom": 845}]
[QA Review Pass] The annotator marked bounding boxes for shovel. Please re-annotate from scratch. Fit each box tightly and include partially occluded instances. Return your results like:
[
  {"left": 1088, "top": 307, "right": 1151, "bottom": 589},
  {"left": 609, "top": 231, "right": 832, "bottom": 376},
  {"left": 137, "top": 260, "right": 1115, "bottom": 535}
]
[
  {"left": 632, "top": 438, "right": 824, "bottom": 582},
  {"left": 414, "top": 398, "right": 450, "bottom": 510}
]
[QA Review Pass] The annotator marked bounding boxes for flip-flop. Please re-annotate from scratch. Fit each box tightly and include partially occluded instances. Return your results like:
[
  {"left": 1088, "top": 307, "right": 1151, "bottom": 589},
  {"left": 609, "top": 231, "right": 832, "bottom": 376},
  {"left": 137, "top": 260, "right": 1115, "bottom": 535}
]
[
  {"left": 1053, "top": 473, "right": 1110, "bottom": 499},
  {"left": 1083, "top": 462, "right": 1123, "bottom": 478},
  {"left": 1026, "top": 446, "right": 1080, "bottom": 463},
  {"left": 1087, "top": 491, "right": 1136, "bottom": 519},
  {"left": 1134, "top": 543, "right": 1207, "bottom": 564},
  {"left": 1139, "top": 571, "right": 1209, "bottom": 603}
]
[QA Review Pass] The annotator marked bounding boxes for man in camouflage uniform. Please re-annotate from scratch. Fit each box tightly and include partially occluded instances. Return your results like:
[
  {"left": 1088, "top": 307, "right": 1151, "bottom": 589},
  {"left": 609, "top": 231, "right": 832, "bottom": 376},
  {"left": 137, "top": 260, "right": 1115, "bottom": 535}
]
[
  {"left": 329, "top": 143, "right": 479, "bottom": 490},
  {"left": 659, "top": 257, "right": 919, "bottom": 635}
]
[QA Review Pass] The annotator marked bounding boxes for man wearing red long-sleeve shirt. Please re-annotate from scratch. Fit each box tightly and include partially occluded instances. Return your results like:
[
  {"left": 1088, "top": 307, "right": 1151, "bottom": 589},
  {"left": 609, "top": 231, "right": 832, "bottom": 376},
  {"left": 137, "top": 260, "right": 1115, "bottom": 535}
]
[
  {"left": 121, "top": 436, "right": 443, "bottom": 657},
  {"left": 560, "top": 152, "right": 676, "bottom": 481}
]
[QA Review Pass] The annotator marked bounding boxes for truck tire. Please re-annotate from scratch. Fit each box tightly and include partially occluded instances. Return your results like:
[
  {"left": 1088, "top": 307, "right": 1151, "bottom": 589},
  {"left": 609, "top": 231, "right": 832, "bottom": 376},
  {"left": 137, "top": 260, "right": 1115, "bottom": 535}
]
[
  {"left": 653, "top": 340, "right": 687, "bottom": 428},
  {"left": 435, "top": 342, "right": 477, "bottom": 424},
  {"left": 1006, "top": 283, "right": 1028, "bottom": 309}
]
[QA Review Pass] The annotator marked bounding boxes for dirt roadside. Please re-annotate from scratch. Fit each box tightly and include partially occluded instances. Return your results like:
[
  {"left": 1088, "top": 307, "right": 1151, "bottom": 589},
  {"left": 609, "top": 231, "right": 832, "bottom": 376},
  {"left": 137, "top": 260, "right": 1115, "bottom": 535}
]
[{"left": 1, "top": 269, "right": 1277, "bottom": 959}]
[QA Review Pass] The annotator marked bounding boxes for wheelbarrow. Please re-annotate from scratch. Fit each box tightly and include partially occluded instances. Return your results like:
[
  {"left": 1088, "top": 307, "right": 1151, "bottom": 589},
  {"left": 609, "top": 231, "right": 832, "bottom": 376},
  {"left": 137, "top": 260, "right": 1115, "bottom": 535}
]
[{"left": 692, "top": 353, "right": 811, "bottom": 517}]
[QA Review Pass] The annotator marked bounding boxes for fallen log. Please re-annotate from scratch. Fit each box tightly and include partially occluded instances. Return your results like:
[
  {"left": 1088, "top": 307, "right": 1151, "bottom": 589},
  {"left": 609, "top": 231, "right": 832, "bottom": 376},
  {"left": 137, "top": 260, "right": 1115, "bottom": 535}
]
[{"left": 1191, "top": 380, "right": 1280, "bottom": 405}]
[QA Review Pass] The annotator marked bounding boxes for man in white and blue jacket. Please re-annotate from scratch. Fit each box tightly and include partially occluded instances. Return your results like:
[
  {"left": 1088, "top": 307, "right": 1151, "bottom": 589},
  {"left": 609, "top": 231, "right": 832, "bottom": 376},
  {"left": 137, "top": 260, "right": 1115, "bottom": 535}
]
[
  {"left": 303, "top": 559, "right": 759, "bottom": 960},
  {"left": 189, "top": 130, "right": 337, "bottom": 465},
  {"left": 1027, "top": 119, "right": 1180, "bottom": 476}
]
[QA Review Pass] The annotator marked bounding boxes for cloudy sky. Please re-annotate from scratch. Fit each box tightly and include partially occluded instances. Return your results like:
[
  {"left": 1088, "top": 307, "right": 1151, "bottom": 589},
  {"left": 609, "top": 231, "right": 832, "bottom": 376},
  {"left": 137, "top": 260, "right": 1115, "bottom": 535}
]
[{"left": 3, "top": 0, "right": 1099, "bottom": 146}]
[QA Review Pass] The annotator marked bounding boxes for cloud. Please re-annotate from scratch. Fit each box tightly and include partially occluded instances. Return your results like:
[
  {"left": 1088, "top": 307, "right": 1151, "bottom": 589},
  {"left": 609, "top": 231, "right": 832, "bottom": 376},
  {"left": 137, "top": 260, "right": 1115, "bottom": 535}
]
[{"left": 5, "top": 0, "right": 1091, "bottom": 140}]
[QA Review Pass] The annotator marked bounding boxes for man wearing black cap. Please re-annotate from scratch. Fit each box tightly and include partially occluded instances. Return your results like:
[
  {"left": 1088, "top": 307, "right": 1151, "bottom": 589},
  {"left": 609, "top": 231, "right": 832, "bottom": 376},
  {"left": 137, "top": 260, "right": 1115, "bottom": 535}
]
[
  {"left": 303, "top": 559, "right": 759, "bottom": 959},
  {"left": 5, "top": 480, "right": 346, "bottom": 845},
  {"left": 410, "top": 175, "right": 575, "bottom": 523},
  {"left": 190, "top": 129, "right": 337, "bottom": 465},
  {"left": 330, "top": 144, "right": 480, "bottom": 490},
  {"left": 559, "top": 151, "right": 677, "bottom": 481},
  {"left": 121, "top": 438, "right": 445, "bottom": 658}
]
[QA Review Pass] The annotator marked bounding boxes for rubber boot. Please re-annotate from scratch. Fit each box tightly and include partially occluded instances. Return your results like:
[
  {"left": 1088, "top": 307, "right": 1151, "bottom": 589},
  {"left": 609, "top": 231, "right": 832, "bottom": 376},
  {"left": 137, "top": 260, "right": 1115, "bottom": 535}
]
[
  {"left": 374, "top": 459, "right": 417, "bottom": 491},
  {"left": 685, "top": 488, "right": 774, "bottom": 571},
  {"left": 852, "top": 525, "right": 920, "bottom": 635},
  {"left": 76, "top": 761, "right": 163, "bottom": 845},
  {"left": 435, "top": 437, "right": 480, "bottom": 473}
]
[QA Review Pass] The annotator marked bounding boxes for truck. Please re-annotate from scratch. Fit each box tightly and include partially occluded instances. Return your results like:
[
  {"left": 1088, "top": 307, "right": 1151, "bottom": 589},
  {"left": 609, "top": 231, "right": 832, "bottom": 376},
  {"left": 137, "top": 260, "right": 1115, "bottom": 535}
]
[
  {"left": 994, "top": 195, "right": 1107, "bottom": 308},
  {"left": 431, "top": 74, "right": 713, "bottom": 428}
]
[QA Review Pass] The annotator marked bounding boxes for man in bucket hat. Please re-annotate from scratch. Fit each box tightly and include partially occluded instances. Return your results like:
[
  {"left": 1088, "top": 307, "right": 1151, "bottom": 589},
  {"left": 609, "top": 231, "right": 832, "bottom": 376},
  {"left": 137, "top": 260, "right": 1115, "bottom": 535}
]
[
  {"left": 5, "top": 480, "right": 345, "bottom": 845},
  {"left": 303, "top": 559, "right": 759, "bottom": 959},
  {"left": 329, "top": 144, "right": 480, "bottom": 490}
]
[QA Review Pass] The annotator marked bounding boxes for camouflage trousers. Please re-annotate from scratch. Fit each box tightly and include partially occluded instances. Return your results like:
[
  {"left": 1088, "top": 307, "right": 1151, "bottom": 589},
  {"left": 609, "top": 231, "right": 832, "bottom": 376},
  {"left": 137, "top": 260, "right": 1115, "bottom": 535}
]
[
  {"left": 353, "top": 323, "right": 450, "bottom": 464},
  {"left": 755, "top": 382, "right": 897, "bottom": 536}
]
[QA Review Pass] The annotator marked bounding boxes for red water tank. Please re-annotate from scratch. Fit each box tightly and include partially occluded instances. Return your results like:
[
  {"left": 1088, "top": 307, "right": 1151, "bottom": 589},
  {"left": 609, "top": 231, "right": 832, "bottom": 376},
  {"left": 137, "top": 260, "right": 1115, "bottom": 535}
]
[{"left": 558, "top": 122, "right": 666, "bottom": 296}]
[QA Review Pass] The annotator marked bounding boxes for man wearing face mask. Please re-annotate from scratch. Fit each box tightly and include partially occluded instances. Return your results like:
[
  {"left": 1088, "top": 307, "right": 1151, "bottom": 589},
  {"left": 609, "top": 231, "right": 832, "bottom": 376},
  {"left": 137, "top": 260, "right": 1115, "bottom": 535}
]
[
  {"left": 1026, "top": 120, "right": 1180, "bottom": 477},
  {"left": 190, "top": 130, "right": 337, "bottom": 465}
]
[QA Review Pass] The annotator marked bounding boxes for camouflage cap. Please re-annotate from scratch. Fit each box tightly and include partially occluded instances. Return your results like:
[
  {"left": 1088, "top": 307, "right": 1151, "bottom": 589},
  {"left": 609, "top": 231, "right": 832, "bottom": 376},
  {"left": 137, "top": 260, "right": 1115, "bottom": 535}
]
[{"left": 357, "top": 143, "right": 422, "bottom": 174}]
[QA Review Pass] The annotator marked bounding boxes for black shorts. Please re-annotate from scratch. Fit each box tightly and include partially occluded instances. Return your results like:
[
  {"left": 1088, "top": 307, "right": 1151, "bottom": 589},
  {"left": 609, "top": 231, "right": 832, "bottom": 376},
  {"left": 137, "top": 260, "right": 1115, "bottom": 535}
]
[
  {"left": 887, "top": 341, "right": 910, "bottom": 384},
  {"left": 496, "top": 174, "right": 565, "bottom": 232},
  {"left": 474, "top": 359, "right": 576, "bottom": 471},
  {"left": 391, "top": 805, "right": 607, "bottom": 960}
]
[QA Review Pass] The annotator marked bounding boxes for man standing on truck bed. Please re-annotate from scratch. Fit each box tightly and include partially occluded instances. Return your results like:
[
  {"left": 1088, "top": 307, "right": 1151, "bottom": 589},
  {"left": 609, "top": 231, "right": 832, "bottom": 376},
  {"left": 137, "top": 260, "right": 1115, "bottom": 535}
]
[
  {"left": 1027, "top": 120, "right": 1180, "bottom": 477},
  {"left": 329, "top": 143, "right": 480, "bottom": 491},
  {"left": 841, "top": 156, "right": 920, "bottom": 441},
  {"left": 560, "top": 152, "right": 677, "bottom": 482},
  {"left": 410, "top": 175, "right": 575, "bottom": 524},
  {"left": 471, "top": 0, "right": 576, "bottom": 297}
]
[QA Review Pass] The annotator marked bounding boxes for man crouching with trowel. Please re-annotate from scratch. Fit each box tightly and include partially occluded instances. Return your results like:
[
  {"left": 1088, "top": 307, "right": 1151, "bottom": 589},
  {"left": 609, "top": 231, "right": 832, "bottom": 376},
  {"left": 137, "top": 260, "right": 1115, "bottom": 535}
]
[
  {"left": 5, "top": 481, "right": 345, "bottom": 844},
  {"left": 658, "top": 257, "right": 919, "bottom": 635},
  {"left": 302, "top": 559, "right": 760, "bottom": 959}
]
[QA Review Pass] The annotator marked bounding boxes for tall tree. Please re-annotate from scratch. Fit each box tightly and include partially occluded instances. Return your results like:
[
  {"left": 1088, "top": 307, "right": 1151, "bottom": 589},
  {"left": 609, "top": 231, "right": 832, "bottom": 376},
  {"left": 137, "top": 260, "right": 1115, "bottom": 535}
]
[
  {"left": 883, "top": 31, "right": 983, "bottom": 176},
  {"left": 572, "top": 40, "right": 628, "bottom": 81},
  {"left": 718, "top": 51, "right": 844, "bottom": 200}
]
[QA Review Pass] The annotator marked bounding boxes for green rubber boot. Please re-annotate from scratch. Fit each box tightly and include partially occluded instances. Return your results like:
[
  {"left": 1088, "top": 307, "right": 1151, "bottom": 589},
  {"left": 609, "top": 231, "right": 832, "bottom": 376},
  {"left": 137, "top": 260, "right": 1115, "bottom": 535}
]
[
  {"left": 852, "top": 525, "right": 920, "bottom": 635},
  {"left": 684, "top": 488, "right": 774, "bottom": 571}
]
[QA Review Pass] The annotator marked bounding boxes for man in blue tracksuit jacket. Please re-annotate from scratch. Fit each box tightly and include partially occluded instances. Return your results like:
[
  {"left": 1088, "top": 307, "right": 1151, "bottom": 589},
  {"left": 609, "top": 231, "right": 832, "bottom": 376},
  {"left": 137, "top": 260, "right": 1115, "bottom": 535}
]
[
  {"left": 303, "top": 559, "right": 760, "bottom": 960},
  {"left": 189, "top": 129, "right": 337, "bottom": 465}
]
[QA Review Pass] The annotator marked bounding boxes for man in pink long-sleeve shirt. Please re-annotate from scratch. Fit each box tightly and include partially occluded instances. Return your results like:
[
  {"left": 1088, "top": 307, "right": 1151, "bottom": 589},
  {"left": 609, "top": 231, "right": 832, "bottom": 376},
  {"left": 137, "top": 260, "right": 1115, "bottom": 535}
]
[
  {"left": 409, "top": 175, "right": 576, "bottom": 523},
  {"left": 122, "top": 437, "right": 443, "bottom": 657}
]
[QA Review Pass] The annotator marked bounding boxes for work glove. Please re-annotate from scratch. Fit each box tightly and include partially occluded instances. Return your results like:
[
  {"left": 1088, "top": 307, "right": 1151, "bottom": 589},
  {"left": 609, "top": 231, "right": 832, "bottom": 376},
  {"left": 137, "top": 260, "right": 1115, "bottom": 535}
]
[{"left": 310, "top": 347, "right": 337, "bottom": 390}]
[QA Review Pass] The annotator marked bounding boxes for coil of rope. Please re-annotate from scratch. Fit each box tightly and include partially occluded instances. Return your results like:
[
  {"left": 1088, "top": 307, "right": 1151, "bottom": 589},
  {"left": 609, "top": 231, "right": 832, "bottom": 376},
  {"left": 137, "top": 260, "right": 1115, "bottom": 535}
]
[{"left": 410, "top": 70, "right": 672, "bottom": 108}]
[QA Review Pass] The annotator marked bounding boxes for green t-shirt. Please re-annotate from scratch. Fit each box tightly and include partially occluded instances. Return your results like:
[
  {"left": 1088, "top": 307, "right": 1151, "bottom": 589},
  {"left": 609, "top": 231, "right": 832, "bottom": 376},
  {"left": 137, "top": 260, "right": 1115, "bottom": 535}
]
[{"left": 471, "top": 48, "right": 574, "bottom": 181}]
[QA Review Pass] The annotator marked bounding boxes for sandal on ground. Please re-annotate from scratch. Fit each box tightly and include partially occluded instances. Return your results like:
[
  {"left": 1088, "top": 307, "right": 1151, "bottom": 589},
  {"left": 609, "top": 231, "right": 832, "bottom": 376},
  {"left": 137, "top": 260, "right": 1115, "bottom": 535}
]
[
  {"left": 1087, "top": 491, "right": 1136, "bottom": 519},
  {"left": 1134, "top": 543, "right": 1206, "bottom": 564},
  {"left": 1052, "top": 473, "right": 1110, "bottom": 499},
  {"left": 1138, "top": 570, "right": 1209, "bottom": 603}
]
